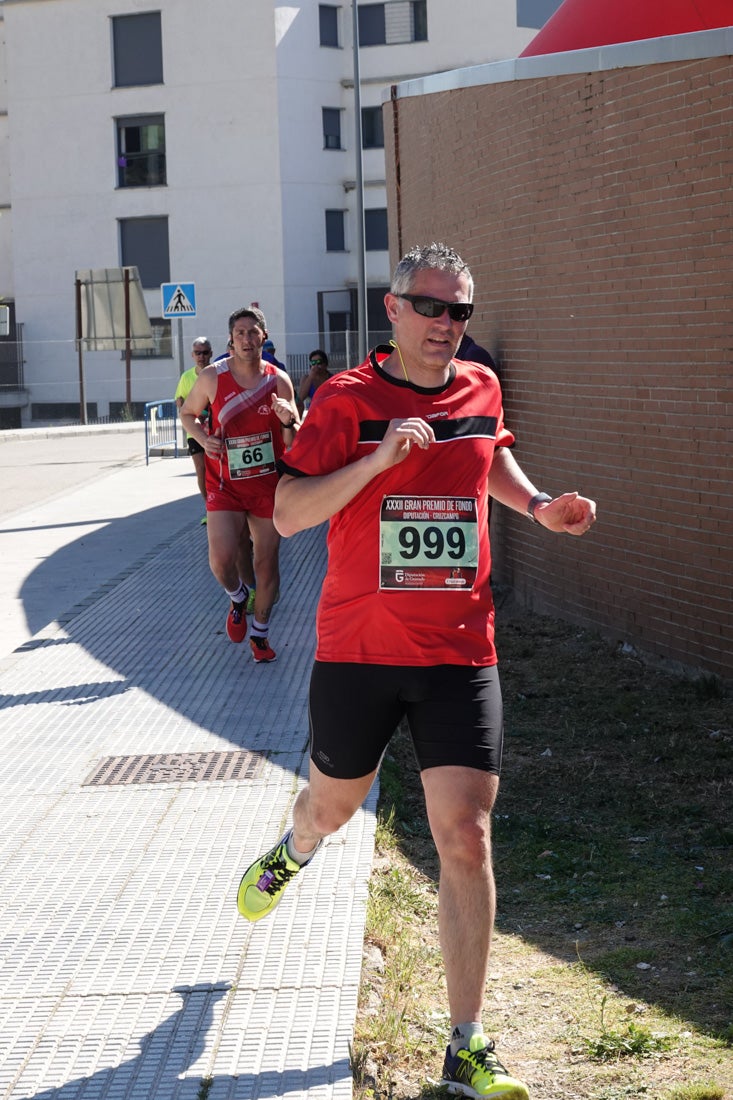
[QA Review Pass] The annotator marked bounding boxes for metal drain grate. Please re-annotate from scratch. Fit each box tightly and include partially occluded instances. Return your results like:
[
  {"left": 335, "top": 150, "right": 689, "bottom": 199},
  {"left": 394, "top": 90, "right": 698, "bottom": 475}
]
[{"left": 83, "top": 749, "right": 267, "bottom": 787}]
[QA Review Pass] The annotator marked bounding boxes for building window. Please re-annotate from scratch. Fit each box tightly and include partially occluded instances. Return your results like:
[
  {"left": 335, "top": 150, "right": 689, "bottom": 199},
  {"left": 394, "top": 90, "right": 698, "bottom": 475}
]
[
  {"left": 362, "top": 106, "right": 384, "bottom": 149},
  {"left": 365, "top": 209, "right": 388, "bottom": 251},
  {"left": 112, "top": 12, "right": 163, "bottom": 88},
  {"left": 119, "top": 217, "right": 170, "bottom": 288},
  {"left": 325, "top": 210, "right": 346, "bottom": 252},
  {"left": 322, "top": 108, "right": 342, "bottom": 150},
  {"left": 116, "top": 115, "right": 166, "bottom": 188},
  {"left": 319, "top": 5, "right": 340, "bottom": 47},
  {"left": 358, "top": 4, "right": 385, "bottom": 45},
  {"left": 131, "top": 317, "right": 173, "bottom": 359},
  {"left": 358, "top": 1, "right": 427, "bottom": 46},
  {"left": 412, "top": 0, "right": 428, "bottom": 41}
]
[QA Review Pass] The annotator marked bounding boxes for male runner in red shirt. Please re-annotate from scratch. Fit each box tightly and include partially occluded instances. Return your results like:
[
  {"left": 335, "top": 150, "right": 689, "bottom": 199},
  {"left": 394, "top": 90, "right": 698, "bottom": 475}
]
[
  {"left": 236, "top": 244, "right": 596, "bottom": 1094},
  {"left": 180, "top": 307, "right": 299, "bottom": 662}
]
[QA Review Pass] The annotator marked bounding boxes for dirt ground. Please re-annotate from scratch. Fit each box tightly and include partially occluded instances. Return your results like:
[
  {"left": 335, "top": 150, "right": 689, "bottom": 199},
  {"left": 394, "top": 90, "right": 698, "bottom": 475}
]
[{"left": 355, "top": 602, "right": 732, "bottom": 1100}]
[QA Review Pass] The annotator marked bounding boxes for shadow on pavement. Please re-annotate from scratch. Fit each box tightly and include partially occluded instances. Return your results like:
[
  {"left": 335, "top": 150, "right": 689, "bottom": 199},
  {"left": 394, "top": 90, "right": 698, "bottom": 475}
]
[
  {"left": 21, "top": 984, "right": 351, "bottom": 1100},
  {"left": 6, "top": 494, "right": 326, "bottom": 761}
]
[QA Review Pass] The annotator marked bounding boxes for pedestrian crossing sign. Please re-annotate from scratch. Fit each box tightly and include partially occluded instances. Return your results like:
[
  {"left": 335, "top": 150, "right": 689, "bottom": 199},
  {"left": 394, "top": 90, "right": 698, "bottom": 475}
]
[{"left": 161, "top": 282, "right": 197, "bottom": 318}]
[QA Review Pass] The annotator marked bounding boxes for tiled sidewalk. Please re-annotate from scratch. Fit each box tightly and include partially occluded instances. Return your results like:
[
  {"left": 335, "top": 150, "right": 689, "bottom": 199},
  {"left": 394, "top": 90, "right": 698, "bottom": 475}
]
[{"left": 0, "top": 511, "right": 377, "bottom": 1100}]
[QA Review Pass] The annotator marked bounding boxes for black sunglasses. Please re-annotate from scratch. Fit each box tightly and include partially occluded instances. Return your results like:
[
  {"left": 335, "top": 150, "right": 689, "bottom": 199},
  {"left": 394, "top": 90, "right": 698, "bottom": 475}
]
[
  {"left": 395, "top": 293, "right": 474, "bottom": 323},
  {"left": 194, "top": 349, "right": 211, "bottom": 356},
  {"left": 310, "top": 359, "right": 325, "bottom": 366}
]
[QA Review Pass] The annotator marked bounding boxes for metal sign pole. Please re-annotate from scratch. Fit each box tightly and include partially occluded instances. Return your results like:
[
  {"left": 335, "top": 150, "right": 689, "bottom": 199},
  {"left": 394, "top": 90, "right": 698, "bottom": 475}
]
[
  {"left": 352, "top": 0, "right": 368, "bottom": 361},
  {"left": 124, "top": 268, "right": 132, "bottom": 407},
  {"left": 177, "top": 318, "right": 185, "bottom": 375},
  {"left": 75, "top": 278, "right": 88, "bottom": 426}
]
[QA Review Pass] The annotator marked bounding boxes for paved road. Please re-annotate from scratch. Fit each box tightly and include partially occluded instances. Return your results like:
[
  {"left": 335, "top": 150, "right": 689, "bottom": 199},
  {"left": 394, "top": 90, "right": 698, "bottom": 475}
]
[
  {"left": 0, "top": 425, "right": 200, "bottom": 660},
  {"left": 0, "top": 426, "right": 375, "bottom": 1100}
]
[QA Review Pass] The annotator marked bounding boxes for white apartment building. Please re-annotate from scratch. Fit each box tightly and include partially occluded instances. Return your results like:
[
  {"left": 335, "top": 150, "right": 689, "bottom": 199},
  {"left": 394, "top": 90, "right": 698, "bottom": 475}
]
[{"left": 0, "top": 0, "right": 558, "bottom": 426}]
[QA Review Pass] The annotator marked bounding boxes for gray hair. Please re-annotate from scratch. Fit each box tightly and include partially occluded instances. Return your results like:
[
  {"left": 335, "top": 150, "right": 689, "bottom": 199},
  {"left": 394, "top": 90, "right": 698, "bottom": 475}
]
[
  {"left": 191, "top": 336, "right": 212, "bottom": 350},
  {"left": 391, "top": 242, "right": 473, "bottom": 298}
]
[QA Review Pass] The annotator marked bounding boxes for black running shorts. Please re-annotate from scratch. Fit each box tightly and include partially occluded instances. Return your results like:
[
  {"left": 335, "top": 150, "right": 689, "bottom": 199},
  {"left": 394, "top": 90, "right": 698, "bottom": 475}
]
[
  {"left": 187, "top": 436, "right": 205, "bottom": 456},
  {"left": 308, "top": 661, "right": 503, "bottom": 780}
]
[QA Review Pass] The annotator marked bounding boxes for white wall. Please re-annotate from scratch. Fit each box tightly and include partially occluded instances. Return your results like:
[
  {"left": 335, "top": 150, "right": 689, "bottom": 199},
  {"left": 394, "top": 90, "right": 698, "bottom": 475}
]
[
  {"left": 3, "top": 0, "right": 287, "bottom": 413},
  {"left": 0, "top": 10, "right": 14, "bottom": 300},
  {"left": 0, "top": 0, "right": 538, "bottom": 419}
]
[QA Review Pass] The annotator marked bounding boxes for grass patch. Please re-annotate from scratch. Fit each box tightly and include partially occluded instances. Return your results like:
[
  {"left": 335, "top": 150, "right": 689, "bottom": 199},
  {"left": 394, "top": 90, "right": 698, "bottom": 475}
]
[
  {"left": 353, "top": 603, "right": 732, "bottom": 1100},
  {"left": 577, "top": 993, "right": 673, "bottom": 1062},
  {"left": 196, "top": 1076, "right": 213, "bottom": 1100},
  {"left": 662, "top": 1087, "right": 726, "bottom": 1100},
  {"left": 582, "top": 1020, "right": 672, "bottom": 1061},
  {"left": 351, "top": 801, "right": 442, "bottom": 1091}
]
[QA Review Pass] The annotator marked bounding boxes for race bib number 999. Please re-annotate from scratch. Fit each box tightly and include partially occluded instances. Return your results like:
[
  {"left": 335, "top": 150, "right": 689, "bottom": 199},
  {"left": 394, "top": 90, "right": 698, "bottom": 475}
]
[
  {"left": 226, "top": 431, "right": 275, "bottom": 480},
  {"left": 380, "top": 495, "right": 478, "bottom": 590}
]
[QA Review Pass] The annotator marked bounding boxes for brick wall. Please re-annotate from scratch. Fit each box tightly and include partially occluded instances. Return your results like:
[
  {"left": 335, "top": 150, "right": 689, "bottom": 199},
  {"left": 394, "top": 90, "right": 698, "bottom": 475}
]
[{"left": 384, "top": 56, "right": 733, "bottom": 680}]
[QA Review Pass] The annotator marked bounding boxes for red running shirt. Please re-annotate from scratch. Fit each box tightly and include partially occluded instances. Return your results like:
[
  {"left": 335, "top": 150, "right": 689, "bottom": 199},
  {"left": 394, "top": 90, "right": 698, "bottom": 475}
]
[
  {"left": 205, "top": 361, "right": 285, "bottom": 509},
  {"left": 280, "top": 347, "right": 515, "bottom": 667}
]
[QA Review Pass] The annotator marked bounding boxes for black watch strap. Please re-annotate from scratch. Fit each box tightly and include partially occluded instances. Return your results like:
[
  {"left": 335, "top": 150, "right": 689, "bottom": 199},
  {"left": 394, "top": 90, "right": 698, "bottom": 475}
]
[{"left": 527, "top": 492, "right": 552, "bottom": 522}]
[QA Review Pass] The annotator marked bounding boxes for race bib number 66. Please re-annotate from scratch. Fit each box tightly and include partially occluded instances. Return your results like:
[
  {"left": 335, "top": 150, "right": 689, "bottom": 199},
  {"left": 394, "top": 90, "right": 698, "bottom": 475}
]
[
  {"left": 379, "top": 495, "right": 478, "bottom": 591},
  {"left": 226, "top": 431, "right": 276, "bottom": 480}
]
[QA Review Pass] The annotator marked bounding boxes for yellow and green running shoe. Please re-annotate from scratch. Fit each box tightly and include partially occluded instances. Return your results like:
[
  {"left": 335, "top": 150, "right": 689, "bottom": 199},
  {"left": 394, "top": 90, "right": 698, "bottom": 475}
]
[
  {"left": 441, "top": 1035, "right": 529, "bottom": 1099},
  {"left": 236, "top": 830, "right": 320, "bottom": 922}
]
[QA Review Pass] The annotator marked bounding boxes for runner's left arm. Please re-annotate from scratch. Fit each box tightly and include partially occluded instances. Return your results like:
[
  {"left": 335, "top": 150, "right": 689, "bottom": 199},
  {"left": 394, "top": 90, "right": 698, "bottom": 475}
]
[
  {"left": 271, "top": 370, "right": 301, "bottom": 440},
  {"left": 487, "top": 446, "right": 596, "bottom": 534}
]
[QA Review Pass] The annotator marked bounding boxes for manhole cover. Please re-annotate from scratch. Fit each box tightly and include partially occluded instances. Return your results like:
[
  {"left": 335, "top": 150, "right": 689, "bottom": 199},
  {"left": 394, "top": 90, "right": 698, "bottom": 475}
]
[{"left": 83, "top": 749, "right": 267, "bottom": 787}]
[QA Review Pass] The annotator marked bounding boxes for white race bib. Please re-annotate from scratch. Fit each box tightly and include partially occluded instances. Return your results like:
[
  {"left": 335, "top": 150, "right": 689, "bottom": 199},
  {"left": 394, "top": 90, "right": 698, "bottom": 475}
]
[
  {"left": 225, "top": 431, "right": 276, "bottom": 480},
  {"left": 379, "top": 495, "right": 478, "bottom": 591}
]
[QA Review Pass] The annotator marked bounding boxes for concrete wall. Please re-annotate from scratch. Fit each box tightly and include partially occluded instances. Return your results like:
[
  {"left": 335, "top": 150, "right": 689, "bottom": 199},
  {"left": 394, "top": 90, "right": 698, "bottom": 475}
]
[{"left": 384, "top": 35, "right": 733, "bottom": 680}]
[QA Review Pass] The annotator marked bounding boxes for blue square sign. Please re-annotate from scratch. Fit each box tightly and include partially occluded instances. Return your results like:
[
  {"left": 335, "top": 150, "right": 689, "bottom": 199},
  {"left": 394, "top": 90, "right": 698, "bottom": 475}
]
[{"left": 161, "top": 282, "right": 197, "bottom": 318}]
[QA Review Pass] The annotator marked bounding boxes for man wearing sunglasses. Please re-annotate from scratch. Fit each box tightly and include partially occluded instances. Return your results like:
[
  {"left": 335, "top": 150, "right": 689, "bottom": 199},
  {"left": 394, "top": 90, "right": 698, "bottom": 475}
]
[
  {"left": 236, "top": 243, "right": 596, "bottom": 1097},
  {"left": 175, "top": 337, "right": 214, "bottom": 513}
]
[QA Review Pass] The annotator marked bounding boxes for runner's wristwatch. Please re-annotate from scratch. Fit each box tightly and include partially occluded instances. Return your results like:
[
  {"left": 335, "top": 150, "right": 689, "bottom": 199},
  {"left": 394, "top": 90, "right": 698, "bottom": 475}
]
[{"left": 527, "top": 492, "right": 552, "bottom": 523}]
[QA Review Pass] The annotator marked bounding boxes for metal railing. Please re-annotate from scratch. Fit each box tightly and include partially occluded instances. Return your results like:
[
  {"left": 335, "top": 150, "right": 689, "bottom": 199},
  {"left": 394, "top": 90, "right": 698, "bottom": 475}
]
[{"left": 144, "top": 399, "right": 179, "bottom": 465}]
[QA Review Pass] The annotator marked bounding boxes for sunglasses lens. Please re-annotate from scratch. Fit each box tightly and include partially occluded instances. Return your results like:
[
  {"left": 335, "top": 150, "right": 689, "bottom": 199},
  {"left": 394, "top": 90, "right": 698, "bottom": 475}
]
[
  {"left": 411, "top": 297, "right": 442, "bottom": 318},
  {"left": 449, "top": 303, "right": 473, "bottom": 322},
  {"left": 405, "top": 295, "right": 472, "bottom": 321}
]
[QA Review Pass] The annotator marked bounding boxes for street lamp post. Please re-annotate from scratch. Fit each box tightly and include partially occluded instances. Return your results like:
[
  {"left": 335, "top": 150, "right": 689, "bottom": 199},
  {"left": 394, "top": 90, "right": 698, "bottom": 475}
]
[{"left": 352, "top": 0, "right": 368, "bottom": 361}]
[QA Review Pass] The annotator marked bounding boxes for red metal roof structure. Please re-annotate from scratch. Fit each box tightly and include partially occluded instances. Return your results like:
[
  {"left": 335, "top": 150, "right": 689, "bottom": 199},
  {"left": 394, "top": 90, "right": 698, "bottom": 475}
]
[{"left": 520, "top": 0, "right": 733, "bottom": 56}]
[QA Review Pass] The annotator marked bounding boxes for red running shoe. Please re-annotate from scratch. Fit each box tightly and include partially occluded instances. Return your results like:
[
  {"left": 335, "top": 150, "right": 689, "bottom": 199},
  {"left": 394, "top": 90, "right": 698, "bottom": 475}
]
[
  {"left": 249, "top": 636, "right": 276, "bottom": 663},
  {"left": 226, "top": 601, "right": 247, "bottom": 643}
]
